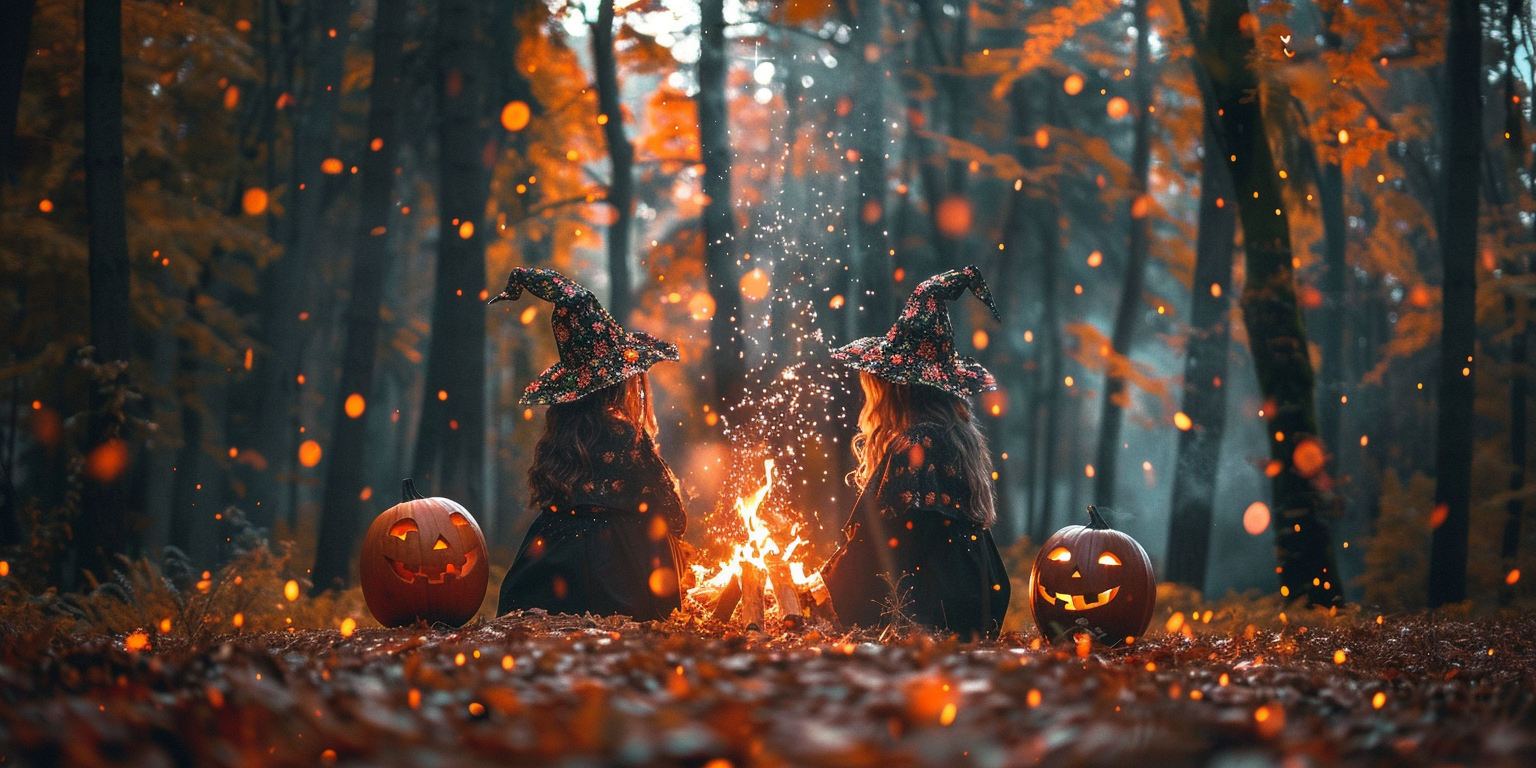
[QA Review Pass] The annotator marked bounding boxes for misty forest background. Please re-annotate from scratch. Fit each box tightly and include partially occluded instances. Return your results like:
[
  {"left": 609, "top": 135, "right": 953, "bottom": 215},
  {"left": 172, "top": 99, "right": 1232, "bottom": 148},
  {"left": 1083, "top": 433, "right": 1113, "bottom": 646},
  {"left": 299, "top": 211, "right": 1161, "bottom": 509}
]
[{"left": 0, "top": 0, "right": 1532, "bottom": 628}]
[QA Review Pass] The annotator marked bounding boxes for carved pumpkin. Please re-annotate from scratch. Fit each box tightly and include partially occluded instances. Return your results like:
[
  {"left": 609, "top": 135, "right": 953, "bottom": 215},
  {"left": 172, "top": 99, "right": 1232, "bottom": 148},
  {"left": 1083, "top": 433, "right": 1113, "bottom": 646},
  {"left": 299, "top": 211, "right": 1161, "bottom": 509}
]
[
  {"left": 360, "top": 480, "right": 488, "bottom": 627},
  {"left": 1029, "top": 506, "right": 1155, "bottom": 647}
]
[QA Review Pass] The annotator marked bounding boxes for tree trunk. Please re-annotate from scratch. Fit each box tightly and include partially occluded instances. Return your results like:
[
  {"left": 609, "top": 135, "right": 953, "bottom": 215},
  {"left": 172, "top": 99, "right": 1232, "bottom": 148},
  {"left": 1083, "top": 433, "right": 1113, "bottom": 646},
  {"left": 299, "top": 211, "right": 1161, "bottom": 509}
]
[
  {"left": 1425, "top": 0, "right": 1482, "bottom": 608},
  {"left": 1093, "top": 0, "right": 1154, "bottom": 507},
  {"left": 1503, "top": 296, "right": 1528, "bottom": 606},
  {"left": 1032, "top": 175, "right": 1064, "bottom": 543},
  {"left": 0, "top": 0, "right": 37, "bottom": 181},
  {"left": 698, "top": 0, "right": 744, "bottom": 406},
  {"left": 1499, "top": 0, "right": 1528, "bottom": 608},
  {"left": 933, "top": 1, "right": 971, "bottom": 273},
  {"left": 411, "top": 0, "right": 491, "bottom": 511},
  {"left": 1314, "top": 160, "right": 1347, "bottom": 453},
  {"left": 141, "top": 267, "right": 186, "bottom": 560},
  {"left": 852, "top": 0, "right": 893, "bottom": 339},
  {"left": 241, "top": 0, "right": 352, "bottom": 531},
  {"left": 79, "top": 0, "right": 132, "bottom": 583},
  {"left": 987, "top": 82, "right": 1036, "bottom": 543},
  {"left": 1193, "top": 0, "right": 1342, "bottom": 606},
  {"left": 312, "top": 0, "right": 408, "bottom": 592},
  {"left": 1165, "top": 116, "right": 1238, "bottom": 589},
  {"left": 592, "top": 0, "right": 635, "bottom": 324}
]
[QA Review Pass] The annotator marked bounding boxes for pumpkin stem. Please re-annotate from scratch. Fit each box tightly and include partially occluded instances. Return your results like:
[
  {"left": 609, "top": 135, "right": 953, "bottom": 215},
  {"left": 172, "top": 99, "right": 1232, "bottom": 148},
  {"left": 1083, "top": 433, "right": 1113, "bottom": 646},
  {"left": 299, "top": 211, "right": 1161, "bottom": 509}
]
[
  {"left": 401, "top": 478, "right": 425, "bottom": 502},
  {"left": 1086, "top": 505, "right": 1111, "bottom": 530}
]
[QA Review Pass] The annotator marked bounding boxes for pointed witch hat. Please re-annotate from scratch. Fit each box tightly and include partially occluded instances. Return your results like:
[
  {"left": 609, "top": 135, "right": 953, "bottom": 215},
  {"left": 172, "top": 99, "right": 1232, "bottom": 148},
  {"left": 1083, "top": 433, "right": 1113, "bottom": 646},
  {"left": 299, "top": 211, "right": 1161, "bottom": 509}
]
[
  {"left": 830, "top": 265, "right": 1000, "bottom": 397},
  {"left": 490, "top": 268, "right": 678, "bottom": 405}
]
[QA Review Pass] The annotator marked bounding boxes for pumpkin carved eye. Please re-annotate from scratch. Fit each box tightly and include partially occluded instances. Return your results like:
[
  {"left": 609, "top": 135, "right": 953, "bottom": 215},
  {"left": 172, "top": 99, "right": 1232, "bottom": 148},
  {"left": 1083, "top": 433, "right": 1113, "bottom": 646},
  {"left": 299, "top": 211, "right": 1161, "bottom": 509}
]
[
  {"left": 389, "top": 519, "right": 418, "bottom": 540},
  {"left": 450, "top": 512, "right": 470, "bottom": 527},
  {"left": 1098, "top": 552, "right": 1122, "bottom": 566},
  {"left": 1047, "top": 547, "right": 1072, "bottom": 562}
]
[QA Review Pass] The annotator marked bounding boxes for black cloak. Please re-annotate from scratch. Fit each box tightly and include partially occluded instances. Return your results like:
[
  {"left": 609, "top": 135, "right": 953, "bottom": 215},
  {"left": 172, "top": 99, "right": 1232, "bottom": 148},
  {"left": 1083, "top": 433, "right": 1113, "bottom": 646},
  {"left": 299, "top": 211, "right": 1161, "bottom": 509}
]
[
  {"left": 498, "top": 421, "right": 687, "bottom": 621},
  {"left": 821, "top": 423, "right": 1010, "bottom": 639}
]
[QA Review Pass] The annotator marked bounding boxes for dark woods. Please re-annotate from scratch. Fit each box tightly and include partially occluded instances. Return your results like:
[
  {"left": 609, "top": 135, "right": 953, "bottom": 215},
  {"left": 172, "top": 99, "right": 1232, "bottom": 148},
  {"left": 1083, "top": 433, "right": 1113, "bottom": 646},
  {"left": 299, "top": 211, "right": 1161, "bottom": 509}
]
[{"left": 0, "top": 0, "right": 1532, "bottom": 622}]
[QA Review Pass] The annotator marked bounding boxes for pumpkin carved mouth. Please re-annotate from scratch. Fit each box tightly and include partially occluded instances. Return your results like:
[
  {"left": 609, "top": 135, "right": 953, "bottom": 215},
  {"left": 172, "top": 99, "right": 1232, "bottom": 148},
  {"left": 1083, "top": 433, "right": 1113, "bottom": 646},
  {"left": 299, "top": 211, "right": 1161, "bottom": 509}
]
[
  {"left": 386, "top": 548, "right": 479, "bottom": 584},
  {"left": 1037, "top": 584, "right": 1120, "bottom": 611}
]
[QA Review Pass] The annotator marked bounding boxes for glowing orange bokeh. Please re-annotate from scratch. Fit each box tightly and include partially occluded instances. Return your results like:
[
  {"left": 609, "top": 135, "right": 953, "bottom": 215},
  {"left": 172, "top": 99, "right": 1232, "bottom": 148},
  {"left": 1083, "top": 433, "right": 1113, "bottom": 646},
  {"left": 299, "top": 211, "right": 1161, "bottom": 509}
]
[
  {"left": 86, "top": 439, "right": 129, "bottom": 482},
  {"left": 500, "top": 101, "right": 531, "bottom": 132},
  {"left": 688, "top": 292, "right": 716, "bottom": 321},
  {"left": 241, "top": 187, "right": 269, "bottom": 216},
  {"left": 936, "top": 197, "right": 972, "bottom": 238},
  {"left": 1291, "top": 439, "right": 1325, "bottom": 477},
  {"left": 1242, "top": 502, "right": 1270, "bottom": 535},
  {"left": 740, "top": 269, "right": 771, "bottom": 302},
  {"left": 298, "top": 440, "right": 322, "bottom": 468}
]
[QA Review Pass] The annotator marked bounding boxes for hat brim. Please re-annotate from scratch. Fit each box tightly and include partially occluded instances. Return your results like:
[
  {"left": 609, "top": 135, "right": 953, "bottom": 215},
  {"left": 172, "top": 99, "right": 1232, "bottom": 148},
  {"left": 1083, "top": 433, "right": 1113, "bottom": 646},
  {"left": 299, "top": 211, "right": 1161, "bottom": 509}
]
[
  {"left": 830, "top": 336, "right": 997, "bottom": 397},
  {"left": 521, "top": 332, "right": 679, "bottom": 405}
]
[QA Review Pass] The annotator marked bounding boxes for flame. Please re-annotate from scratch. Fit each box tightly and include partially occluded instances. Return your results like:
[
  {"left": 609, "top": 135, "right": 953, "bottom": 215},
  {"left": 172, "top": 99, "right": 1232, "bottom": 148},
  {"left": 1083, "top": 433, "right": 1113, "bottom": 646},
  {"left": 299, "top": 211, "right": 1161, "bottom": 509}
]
[{"left": 687, "top": 459, "right": 820, "bottom": 618}]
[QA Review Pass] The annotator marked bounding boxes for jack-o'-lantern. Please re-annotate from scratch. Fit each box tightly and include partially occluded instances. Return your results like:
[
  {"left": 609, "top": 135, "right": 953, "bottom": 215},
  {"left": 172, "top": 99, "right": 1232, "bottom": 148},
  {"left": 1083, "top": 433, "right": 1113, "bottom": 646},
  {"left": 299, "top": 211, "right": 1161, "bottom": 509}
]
[
  {"left": 360, "top": 479, "right": 488, "bottom": 627},
  {"left": 1029, "top": 506, "right": 1155, "bottom": 647}
]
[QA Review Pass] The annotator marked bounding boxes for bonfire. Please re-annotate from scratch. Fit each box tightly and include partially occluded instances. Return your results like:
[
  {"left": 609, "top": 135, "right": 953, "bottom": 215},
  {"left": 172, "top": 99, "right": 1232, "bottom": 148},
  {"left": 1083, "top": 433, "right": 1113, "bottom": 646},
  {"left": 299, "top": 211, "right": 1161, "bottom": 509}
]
[{"left": 686, "top": 459, "right": 830, "bottom": 629}]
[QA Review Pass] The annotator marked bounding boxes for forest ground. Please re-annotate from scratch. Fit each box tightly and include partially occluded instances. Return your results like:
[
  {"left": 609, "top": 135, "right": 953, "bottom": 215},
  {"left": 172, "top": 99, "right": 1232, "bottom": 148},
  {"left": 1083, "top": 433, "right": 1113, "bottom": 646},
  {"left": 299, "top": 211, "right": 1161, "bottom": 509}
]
[{"left": 2, "top": 610, "right": 1535, "bottom": 767}]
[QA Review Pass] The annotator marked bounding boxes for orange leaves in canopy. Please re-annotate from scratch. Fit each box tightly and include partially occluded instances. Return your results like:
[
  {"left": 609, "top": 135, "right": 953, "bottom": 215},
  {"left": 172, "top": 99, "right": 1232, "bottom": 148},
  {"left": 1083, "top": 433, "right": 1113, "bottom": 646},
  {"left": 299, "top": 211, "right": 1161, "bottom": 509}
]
[
  {"left": 1360, "top": 299, "right": 1440, "bottom": 387},
  {"left": 615, "top": 24, "right": 675, "bottom": 77},
  {"left": 991, "top": 0, "right": 1122, "bottom": 98},
  {"left": 918, "top": 131, "right": 1026, "bottom": 181},
  {"left": 637, "top": 87, "right": 700, "bottom": 176},
  {"left": 782, "top": 0, "right": 834, "bottom": 25},
  {"left": 1064, "top": 322, "right": 1174, "bottom": 414}
]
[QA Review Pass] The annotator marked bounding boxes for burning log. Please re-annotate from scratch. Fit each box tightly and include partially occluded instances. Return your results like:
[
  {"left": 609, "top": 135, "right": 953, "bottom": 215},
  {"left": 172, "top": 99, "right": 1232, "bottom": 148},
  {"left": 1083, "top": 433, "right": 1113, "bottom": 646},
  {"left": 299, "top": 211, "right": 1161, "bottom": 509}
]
[
  {"left": 739, "top": 563, "right": 766, "bottom": 630},
  {"left": 805, "top": 572, "right": 839, "bottom": 627},
  {"left": 766, "top": 557, "right": 803, "bottom": 629},
  {"left": 688, "top": 459, "right": 823, "bottom": 631},
  {"left": 710, "top": 574, "right": 742, "bottom": 623}
]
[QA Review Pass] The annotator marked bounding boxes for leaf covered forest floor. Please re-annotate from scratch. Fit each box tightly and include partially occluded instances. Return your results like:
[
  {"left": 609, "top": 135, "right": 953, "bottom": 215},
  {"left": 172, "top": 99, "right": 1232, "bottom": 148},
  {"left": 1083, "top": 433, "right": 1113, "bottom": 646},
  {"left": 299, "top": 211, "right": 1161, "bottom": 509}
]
[{"left": 3, "top": 609, "right": 1536, "bottom": 768}]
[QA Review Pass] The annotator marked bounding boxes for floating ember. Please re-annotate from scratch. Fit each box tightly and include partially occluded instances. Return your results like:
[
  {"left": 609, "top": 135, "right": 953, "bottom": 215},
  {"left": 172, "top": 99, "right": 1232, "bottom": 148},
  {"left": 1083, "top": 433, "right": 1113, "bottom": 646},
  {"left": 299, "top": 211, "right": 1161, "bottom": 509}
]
[{"left": 687, "top": 459, "right": 828, "bottom": 629}]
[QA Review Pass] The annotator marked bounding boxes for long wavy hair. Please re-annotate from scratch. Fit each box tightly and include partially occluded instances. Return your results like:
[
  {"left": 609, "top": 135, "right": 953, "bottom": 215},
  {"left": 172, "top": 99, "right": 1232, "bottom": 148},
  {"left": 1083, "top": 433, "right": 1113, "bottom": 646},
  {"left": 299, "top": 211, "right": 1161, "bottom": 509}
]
[
  {"left": 528, "top": 374, "right": 657, "bottom": 510},
  {"left": 850, "top": 371, "right": 996, "bottom": 527}
]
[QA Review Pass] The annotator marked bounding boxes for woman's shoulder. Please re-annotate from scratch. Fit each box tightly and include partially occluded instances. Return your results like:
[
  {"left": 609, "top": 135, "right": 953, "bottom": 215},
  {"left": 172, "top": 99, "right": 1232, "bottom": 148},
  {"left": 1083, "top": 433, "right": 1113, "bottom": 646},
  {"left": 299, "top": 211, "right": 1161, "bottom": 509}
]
[
  {"left": 884, "top": 423, "right": 967, "bottom": 492},
  {"left": 593, "top": 416, "right": 645, "bottom": 448},
  {"left": 891, "top": 422, "right": 956, "bottom": 457}
]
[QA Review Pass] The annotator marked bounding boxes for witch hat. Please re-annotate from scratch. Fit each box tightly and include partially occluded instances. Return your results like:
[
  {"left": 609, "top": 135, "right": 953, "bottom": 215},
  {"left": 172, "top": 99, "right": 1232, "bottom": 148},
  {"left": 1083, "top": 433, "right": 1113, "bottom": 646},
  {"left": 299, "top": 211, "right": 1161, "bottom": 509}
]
[
  {"left": 490, "top": 268, "right": 678, "bottom": 405},
  {"left": 830, "top": 265, "right": 1000, "bottom": 397}
]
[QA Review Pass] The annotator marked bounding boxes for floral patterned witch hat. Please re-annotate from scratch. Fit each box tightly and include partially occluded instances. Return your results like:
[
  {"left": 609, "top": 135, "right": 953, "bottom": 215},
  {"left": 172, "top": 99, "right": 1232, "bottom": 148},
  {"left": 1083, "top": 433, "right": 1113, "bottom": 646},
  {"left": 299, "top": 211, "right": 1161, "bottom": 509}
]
[
  {"left": 490, "top": 268, "right": 678, "bottom": 405},
  {"left": 830, "top": 265, "right": 1000, "bottom": 397}
]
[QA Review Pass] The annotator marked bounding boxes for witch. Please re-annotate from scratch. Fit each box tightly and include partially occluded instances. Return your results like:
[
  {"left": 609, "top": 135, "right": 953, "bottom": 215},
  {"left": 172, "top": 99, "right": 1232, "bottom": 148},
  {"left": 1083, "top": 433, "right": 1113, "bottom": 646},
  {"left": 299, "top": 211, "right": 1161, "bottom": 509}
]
[
  {"left": 490, "top": 268, "right": 688, "bottom": 621},
  {"left": 820, "top": 265, "right": 1011, "bottom": 639}
]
